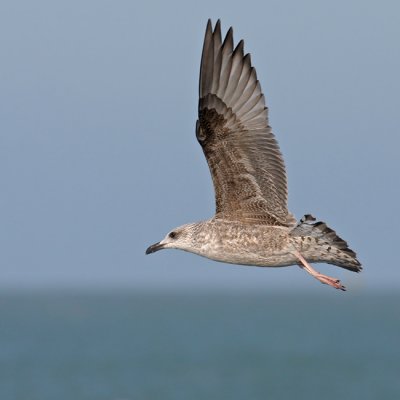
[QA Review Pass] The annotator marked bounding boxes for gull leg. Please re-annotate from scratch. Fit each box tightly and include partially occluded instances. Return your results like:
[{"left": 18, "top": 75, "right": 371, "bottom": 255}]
[{"left": 292, "top": 250, "right": 346, "bottom": 291}]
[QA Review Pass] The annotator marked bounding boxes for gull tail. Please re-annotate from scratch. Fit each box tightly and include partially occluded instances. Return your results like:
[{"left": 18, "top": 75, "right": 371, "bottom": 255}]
[{"left": 290, "top": 214, "right": 362, "bottom": 272}]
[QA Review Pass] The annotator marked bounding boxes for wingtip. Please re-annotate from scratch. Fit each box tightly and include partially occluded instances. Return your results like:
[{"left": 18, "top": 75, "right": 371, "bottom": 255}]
[
  {"left": 206, "top": 19, "right": 222, "bottom": 31},
  {"left": 233, "top": 39, "right": 244, "bottom": 56},
  {"left": 243, "top": 53, "right": 252, "bottom": 69},
  {"left": 213, "top": 19, "right": 222, "bottom": 45},
  {"left": 205, "top": 19, "right": 212, "bottom": 34},
  {"left": 206, "top": 20, "right": 235, "bottom": 46},
  {"left": 222, "top": 26, "right": 234, "bottom": 50}
]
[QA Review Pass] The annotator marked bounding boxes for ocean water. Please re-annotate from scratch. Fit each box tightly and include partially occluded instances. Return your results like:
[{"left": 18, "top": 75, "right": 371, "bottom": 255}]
[{"left": 0, "top": 290, "right": 399, "bottom": 400}]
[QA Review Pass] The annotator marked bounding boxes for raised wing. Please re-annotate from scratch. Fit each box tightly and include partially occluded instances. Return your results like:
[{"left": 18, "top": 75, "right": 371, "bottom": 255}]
[{"left": 197, "top": 20, "right": 296, "bottom": 226}]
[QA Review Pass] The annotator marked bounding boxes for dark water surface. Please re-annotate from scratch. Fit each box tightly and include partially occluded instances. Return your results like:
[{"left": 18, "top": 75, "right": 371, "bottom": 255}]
[{"left": 0, "top": 291, "right": 399, "bottom": 400}]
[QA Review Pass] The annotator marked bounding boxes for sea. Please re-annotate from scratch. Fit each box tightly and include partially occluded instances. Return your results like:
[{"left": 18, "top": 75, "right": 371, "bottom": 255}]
[{"left": 0, "top": 290, "right": 399, "bottom": 400}]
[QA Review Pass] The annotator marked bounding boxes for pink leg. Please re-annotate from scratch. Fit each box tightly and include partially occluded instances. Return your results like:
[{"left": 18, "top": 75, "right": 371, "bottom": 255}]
[{"left": 292, "top": 250, "right": 346, "bottom": 291}]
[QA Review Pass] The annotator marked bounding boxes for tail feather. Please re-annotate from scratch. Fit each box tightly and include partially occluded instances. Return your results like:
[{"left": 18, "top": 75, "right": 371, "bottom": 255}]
[{"left": 291, "top": 214, "right": 362, "bottom": 272}]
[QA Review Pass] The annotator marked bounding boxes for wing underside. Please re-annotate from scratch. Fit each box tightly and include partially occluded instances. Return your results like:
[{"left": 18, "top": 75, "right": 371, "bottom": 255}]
[{"left": 197, "top": 20, "right": 296, "bottom": 226}]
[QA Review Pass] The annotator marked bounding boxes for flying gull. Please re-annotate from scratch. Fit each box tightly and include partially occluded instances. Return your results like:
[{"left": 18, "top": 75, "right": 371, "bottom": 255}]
[{"left": 146, "top": 20, "right": 362, "bottom": 290}]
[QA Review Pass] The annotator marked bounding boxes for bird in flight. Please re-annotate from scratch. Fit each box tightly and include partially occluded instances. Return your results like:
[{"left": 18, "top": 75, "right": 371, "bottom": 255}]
[{"left": 146, "top": 20, "right": 362, "bottom": 290}]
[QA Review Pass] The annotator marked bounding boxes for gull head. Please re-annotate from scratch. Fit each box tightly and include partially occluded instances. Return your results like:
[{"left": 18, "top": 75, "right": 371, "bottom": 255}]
[{"left": 145, "top": 223, "right": 198, "bottom": 255}]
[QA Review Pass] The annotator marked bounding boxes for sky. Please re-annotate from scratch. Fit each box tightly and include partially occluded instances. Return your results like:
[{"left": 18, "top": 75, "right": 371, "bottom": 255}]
[{"left": 1, "top": 0, "right": 399, "bottom": 292}]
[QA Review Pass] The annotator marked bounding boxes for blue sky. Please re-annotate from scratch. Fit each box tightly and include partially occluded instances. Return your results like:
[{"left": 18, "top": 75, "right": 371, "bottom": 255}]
[{"left": 1, "top": 0, "right": 399, "bottom": 291}]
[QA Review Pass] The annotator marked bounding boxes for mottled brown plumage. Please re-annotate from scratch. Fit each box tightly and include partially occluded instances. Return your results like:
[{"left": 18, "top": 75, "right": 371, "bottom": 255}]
[
  {"left": 197, "top": 20, "right": 295, "bottom": 227},
  {"left": 146, "top": 20, "right": 362, "bottom": 291}
]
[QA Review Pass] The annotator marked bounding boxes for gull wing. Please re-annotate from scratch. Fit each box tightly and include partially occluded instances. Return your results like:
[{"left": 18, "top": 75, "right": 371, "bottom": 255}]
[{"left": 197, "top": 20, "right": 296, "bottom": 226}]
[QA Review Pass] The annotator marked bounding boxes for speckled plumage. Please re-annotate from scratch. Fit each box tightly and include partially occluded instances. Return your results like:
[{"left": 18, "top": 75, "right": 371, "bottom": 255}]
[{"left": 146, "top": 20, "right": 362, "bottom": 290}]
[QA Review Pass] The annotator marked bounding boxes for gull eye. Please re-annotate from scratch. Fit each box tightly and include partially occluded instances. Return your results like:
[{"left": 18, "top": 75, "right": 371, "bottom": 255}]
[{"left": 169, "top": 231, "right": 177, "bottom": 239}]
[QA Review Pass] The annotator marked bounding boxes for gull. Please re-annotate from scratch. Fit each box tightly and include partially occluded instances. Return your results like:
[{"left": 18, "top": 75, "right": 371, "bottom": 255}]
[{"left": 146, "top": 20, "right": 362, "bottom": 290}]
